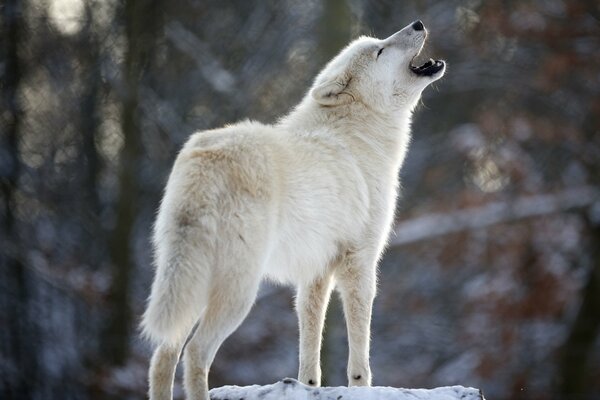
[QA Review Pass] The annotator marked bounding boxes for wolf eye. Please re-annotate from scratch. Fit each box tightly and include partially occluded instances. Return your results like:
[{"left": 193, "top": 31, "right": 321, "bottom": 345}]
[{"left": 376, "top": 48, "right": 384, "bottom": 58}]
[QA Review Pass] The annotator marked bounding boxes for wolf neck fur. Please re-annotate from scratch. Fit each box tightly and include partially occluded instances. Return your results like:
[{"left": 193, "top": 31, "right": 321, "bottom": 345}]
[{"left": 278, "top": 98, "right": 413, "bottom": 172}]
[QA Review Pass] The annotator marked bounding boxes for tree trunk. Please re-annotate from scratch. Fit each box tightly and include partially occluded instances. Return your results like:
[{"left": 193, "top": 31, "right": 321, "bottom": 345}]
[
  {"left": 557, "top": 90, "right": 600, "bottom": 399},
  {"left": 558, "top": 215, "right": 600, "bottom": 398},
  {"left": 102, "top": 0, "right": 162, "bottom": 366},
  {"left": 318, "top": 0, "right": 353, "bottom": 62},
  {"left": 0, "top": 0, "right": 38, "bottom": 397},
  {"left": 317, "top": 0, "right": 353, "bottom": 385},
  {"left": 80, "top": 4, "right": 102, "bottom": 216}
]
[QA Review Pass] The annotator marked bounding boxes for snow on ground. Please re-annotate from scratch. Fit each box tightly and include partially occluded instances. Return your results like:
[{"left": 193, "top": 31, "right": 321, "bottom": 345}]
[{"left": 209, "top": 378, "right": 484, "bottom": 400}]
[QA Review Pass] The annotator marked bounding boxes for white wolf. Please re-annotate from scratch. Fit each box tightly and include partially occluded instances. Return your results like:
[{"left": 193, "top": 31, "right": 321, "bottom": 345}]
[{"left": 142, "top": 20, "right": 445, "bottom": 400}]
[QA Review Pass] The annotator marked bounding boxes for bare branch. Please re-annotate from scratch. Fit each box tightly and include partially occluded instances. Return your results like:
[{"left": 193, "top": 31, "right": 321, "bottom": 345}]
[
  {"left": 391, "top": 186, "right": 599, "bottom": 246},
  {"left": 164, "top": 21, "right": 235, "bottom": 94}
]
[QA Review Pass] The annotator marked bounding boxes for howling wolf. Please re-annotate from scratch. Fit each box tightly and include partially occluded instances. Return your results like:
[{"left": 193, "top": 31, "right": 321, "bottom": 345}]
[{"left": 142, "top": 19, "right": 445, "bottom": 400}]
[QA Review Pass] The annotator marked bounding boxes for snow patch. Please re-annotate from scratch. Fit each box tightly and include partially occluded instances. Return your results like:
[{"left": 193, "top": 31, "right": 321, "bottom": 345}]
[{"left": 209, "top": 378, "right": 484, "bottom": 400}]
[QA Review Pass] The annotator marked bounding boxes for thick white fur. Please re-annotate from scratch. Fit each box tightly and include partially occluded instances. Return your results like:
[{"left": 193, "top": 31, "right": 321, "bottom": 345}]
[{"left": 142, "top": 21, "right": 445, "bottom": 400}]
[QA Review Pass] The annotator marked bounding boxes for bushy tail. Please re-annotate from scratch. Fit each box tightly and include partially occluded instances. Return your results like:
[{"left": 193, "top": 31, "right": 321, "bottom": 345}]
[
  {"left": 141, "top": 226, "right": 212, "bottom": 346},
  {"left": 141, "top": 149, "right": 226, "bottom": 346}
]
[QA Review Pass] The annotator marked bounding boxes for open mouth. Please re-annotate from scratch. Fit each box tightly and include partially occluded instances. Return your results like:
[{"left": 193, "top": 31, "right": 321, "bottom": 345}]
[{"left": 410, "top": 58, "right": 445, "bottom": 77}]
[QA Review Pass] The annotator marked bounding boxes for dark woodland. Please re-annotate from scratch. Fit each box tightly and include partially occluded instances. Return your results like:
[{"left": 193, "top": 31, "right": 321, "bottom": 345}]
[{"left": 1, "top": 0, "right": 599, "bottom": 399}]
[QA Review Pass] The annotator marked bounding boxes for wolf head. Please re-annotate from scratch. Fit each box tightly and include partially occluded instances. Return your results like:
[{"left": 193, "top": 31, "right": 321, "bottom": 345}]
[{"left": 311, "top": 20, "right": 445, "bottom": 113}]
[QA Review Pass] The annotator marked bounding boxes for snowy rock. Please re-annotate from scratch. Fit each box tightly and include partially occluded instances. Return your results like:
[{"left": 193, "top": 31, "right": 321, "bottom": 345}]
[{"left": 209, "top": 378, "right": 484, "bottom": 400}]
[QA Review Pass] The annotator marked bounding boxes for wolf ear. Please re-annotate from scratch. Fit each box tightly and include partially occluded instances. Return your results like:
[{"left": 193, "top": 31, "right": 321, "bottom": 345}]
[{"left": 311, "top": 74, "right": 354, "bottom": 106}]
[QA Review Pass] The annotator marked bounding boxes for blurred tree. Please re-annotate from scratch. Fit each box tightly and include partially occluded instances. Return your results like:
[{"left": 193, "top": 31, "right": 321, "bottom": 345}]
[
  {"left": 102, "top": 0, "right": 163, "bottom": 366},
  {"left": 79, "top": 3, "right": 102, "bottom": 216},
  {"left": 559, "top": 216, "right": 600, "bottom": 398},
  {"left": 558, "top": 57, "right": 600, "bottom": 397},
  {"left": 0, "top": 0, "right": 39, "bottom": 398},
  {"left": 316, "top": 0, "right": 353, "bottom": 386},
  {"left": 318, "top": 0, "right": 353, "bottom": 61}
]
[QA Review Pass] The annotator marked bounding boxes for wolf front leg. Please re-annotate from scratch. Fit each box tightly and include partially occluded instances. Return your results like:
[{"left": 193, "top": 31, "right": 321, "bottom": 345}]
[
  {"left": 336, "top": 254, "right": 376, "bottom": 387},
  {"left": 296, "top": 272, "right": 334, "bottom": 387}
]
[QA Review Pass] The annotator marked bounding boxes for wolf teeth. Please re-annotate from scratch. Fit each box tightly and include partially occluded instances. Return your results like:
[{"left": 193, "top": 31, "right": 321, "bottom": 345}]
[
  {"left": 410, "top": 58, "right": 436, "bottom": 71},
  {"left": 410, "top": 59, "right": 445, "bottom": 76}
]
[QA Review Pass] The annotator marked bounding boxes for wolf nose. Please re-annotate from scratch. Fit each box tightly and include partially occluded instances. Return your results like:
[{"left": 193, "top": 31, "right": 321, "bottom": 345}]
[{"left": 412, "top": 20, "right": 424, "bottom": 31}]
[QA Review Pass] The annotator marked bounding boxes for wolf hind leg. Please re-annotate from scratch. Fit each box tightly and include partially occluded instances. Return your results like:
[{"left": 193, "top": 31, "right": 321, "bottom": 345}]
[
  {"left": 149, "top": 341, "right": 184, "bottom": 400},
  {"left": 182, "top": 218, "right": 267, "bottom": 400},
  {"left": 183, "top": 271, "right": 262, "bottom": 400}
]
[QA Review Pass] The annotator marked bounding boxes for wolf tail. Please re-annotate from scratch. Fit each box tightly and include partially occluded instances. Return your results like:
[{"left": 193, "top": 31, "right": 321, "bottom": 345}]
[
  {"left": 141, "top": 220, "right": 213, "bottom": 346},
  {"left": 141, "top": 158, "right": 217, "bottom": 346}
]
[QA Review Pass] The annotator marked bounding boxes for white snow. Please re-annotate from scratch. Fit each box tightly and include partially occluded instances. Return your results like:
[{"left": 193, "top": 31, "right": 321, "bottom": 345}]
[{"left": 209, "top": 378, "right": 484, "bottom": 400}]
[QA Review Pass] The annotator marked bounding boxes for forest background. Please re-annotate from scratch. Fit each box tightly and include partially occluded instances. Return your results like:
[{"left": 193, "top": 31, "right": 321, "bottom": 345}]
[{"left": 1, "top": 0, "right": 599, "bottom": 399}]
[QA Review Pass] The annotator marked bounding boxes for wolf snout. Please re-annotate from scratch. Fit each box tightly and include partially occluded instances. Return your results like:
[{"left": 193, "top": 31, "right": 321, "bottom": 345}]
[{"left": 384, "top": 22, "right": 426, "bottom": 49}]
